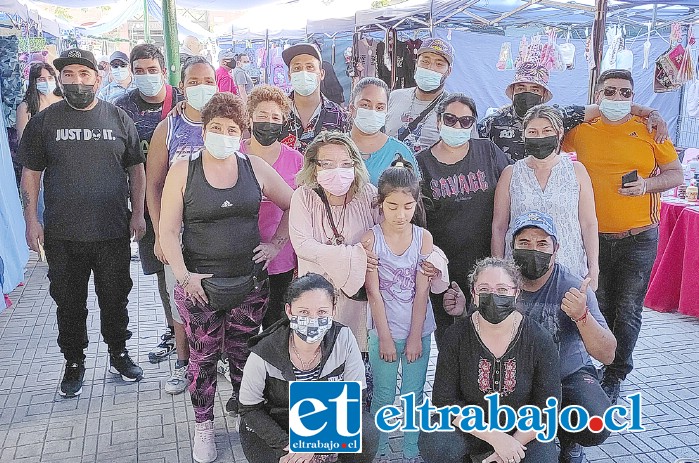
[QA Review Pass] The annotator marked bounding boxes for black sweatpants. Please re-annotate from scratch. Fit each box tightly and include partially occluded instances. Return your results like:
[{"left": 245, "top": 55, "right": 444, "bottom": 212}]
[{"left": 45, "top": 237, "right": 133, "bottom": 362}]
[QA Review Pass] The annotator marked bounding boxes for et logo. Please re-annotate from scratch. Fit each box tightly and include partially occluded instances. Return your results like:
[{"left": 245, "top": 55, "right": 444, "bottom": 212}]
[{"left": 288, "top": 381, "right": 362, "bottom": 453}]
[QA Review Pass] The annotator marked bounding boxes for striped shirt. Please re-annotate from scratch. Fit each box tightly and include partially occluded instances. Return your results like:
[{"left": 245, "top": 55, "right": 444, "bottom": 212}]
[{"left": 293, "top": 364, "right": 322, "bottom": 381}]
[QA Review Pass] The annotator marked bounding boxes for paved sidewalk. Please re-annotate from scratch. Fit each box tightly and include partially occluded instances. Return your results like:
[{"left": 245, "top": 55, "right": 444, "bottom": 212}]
[{"left": 1, "top": 254, "right": 699, "bottom": 462}]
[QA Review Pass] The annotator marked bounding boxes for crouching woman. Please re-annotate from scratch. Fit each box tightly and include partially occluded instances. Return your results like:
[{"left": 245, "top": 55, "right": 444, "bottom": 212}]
[{"left": 239, "top": 273, "right": 379, "bottom": 463}]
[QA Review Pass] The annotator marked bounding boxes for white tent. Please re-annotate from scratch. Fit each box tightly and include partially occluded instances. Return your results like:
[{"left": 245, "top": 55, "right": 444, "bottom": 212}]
[{"left": 0, "top": 0, "right": 69, "bottom": 36}]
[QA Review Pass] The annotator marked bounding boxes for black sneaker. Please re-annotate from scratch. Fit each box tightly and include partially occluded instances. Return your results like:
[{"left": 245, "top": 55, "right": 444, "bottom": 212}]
[
  {"left": 59, "top": 361, "right": 85, "bottom": 398},
  {"left": 148, "top": 328, "right": 176, "bottom": 363},
  {"left": 109, "top": 350, "right": 144, "bottom": 382},
  {"left": 560, "top": 442, "right": 585, "bottom": 463},
  {"left": 226, "top": 388, "right": 239, "bottom": 416},
  {"left": 601, "top": 374, "right": 621, "bottom": 405}
]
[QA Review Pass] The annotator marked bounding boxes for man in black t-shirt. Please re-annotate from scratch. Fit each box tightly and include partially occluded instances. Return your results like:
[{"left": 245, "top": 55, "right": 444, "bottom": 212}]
[
  {"left": 114, "top": 45, "right": 190, "bottom": 396},
  {"left": 18, "top": 48, "right": 146, "bottom": 398}
]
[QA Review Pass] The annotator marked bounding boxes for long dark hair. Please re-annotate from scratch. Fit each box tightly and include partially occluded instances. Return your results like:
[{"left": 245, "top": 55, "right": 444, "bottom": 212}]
[
  {"left": 376, "top": 155, "right": 427, "bottom": 228},
  {"left": 284, "top": 273, "right": 337, "bottom": 307},
  {"left": 23, "top": 63, "right": 61, "bottom": 117}
]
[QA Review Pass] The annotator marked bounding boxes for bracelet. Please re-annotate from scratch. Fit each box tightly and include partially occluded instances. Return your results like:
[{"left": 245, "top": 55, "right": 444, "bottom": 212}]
[
  {"left": 572, "top": 307, "right": 589, "bottom": 324},
  {"left": 179, "top": 271, "right": 191, "bottom": 288}
]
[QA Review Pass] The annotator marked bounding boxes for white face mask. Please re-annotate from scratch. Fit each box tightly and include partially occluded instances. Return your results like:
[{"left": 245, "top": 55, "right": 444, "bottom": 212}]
[
  {"left": 414, "top": 66, "right": 444, "bottom": 92},
  {"left": 36, "top": 80, "right": 57, "bottom": 96},
  {"left": 111, "top": 66, "right": 129, "bottom": 82},
  {"left": 440, "top": 124, "right": 472, "bottom": 147},
  {"left": 353, "top": 107, "right": 386, "bottom": 135},
  {"left": 204, "top": 132, "right": 240, "bottom": 159},
  {"left": 186, "top": 84, "right": 218, "bottom": 111},
  {"left": 133, "top": 73, "right": 164, "bottom": 97},
  {"left": 599, "top": 99, "right": 632, "bottom": 122},
  {"left": 290, "top": 71, "right": 319, "bottom": 97}
]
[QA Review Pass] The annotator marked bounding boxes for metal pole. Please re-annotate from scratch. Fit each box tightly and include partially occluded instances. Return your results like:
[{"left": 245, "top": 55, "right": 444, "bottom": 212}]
[
  {"left": 265, "top": 29, "right": 269, "bottom": 84},
  {"left": 162, "top": 0, "right": 181, "bottom": 85},
  {"left": 143, "top": 0, "right": 150, "bottom": 43},
  {"left": 587, "top": 0, "right": 608, "bottom": 104}
]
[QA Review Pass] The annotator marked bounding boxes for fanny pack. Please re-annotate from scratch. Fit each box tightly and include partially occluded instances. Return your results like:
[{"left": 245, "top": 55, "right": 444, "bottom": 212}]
[{"left": 201, "top": 262, "right": 267, "bottom": 312}]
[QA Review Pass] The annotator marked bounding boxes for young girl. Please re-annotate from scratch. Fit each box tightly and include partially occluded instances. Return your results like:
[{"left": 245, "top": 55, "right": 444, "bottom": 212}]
[{"left": 362, "top": 158, "right": 437, "bottom": 463}]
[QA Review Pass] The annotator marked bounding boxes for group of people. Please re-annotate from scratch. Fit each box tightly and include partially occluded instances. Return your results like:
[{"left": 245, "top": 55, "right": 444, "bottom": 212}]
[{"left": 14, "top": 35, "right": 683, "bottom": 463}]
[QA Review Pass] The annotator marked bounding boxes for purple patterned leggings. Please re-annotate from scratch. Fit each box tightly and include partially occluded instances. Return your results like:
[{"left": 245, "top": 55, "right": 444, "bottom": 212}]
[{"left": 175, "top": 281, "right": 269, "bottom": 423}]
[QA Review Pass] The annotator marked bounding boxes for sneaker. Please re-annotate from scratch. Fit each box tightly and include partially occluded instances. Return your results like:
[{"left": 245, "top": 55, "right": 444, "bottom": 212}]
[
  {"left": 148, "top": 328, "right": 176, "bottom": 363},
  {"left": 216, "top": 358, "right": 231, "bottom": 383},
  {"left": 165, "top": 363, "right": 191, "bottom": 395},
  {"left": 59, "top": 361, "right": 85, "bottom": 398},
  {"left": 560, "top": 442, "right": 585, "bottom": 463},
  {"left": 193, "top": 420, "right": 217, "bottom": 463},
  {"left": 109, "top": 350, "right": 144, "bottom": 382},
  {"left": 225, "top": 388, "right": 239, "bottom": 416},
  {"left": 601, "top": 374, "right": 621, "bottom": 405}
]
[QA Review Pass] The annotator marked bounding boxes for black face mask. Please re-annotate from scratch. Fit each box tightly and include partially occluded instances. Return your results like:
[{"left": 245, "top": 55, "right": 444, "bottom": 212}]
[
  {"left": 513, "top": 248, "right": 553, "bottom": 280},
  {"left": 253, "top": 121, "right": 283, "bottom": 146},
  {"left": 222, "top": 59, "right": 234, "bottom": 68},
  {"left": 477, "top": 293, "right": 517, "bottom": 325},
  {"left": 513, "top": 91, "right": 543, "bottom": 117},
  {"left": 524, "top": 135, "right": 559, "bottom": 159},
  {"left": 62, "top": 83, "right": 96, "bottom": 110}
]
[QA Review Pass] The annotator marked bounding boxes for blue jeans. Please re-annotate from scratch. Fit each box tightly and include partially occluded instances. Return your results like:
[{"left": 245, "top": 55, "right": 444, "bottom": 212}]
[
  {"left": 597, "top": 227, "right": 658, "bottom": 381},
  {"left": 369, "top": 332, "right": 431, "bottom": 459}
]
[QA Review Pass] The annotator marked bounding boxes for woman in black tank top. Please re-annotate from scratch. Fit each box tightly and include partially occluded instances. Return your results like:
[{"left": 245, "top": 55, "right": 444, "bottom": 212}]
[{"left": 159, "top": 93, "right": 293, "bottom": 463}]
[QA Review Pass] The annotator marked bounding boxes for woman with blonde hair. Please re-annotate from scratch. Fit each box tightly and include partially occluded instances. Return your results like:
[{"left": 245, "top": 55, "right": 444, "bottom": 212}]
[{"left": 289, "top": 131, "right": 379, "bottom": 355}]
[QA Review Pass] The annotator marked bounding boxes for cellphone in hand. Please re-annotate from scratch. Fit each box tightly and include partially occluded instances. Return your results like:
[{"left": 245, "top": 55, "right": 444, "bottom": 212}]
[{"left": 622, "top": 170, "right": 638, "bottom": 188}]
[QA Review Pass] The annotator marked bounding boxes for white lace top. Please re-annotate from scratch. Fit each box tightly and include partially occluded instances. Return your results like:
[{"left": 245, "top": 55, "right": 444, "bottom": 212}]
[{"left": 505, "top": 155, "right": 588, "bottom": 278}]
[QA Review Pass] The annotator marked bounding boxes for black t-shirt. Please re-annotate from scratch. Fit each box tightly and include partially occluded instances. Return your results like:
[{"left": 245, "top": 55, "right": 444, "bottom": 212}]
[
  {"left": 432, "top": 315, "right": 561, "bottom": 417},
  {"left": 417, "top": 138, "right": 512, "bottom": 286},
  {"left": 114, "top": 86, "right": 182, "bottom": 158},
  {"left": 17, "top": 100, "right": 145, "bottom": 242}
]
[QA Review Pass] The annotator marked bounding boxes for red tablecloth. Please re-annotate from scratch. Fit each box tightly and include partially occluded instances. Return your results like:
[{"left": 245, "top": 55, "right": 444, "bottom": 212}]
[{"left": 644, "top": 200, "right": 699, "bottom": 316}]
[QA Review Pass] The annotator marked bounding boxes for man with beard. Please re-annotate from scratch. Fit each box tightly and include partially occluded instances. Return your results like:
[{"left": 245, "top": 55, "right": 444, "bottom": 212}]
[
  {"left": 19, "top": 48, "right": 146, "bottom": 398},
  {"left": 478, "top": 61, "right": 669, "bottom": 162},
  {"left": 385, "top": 38, "right": 452, "bottom": 154}
]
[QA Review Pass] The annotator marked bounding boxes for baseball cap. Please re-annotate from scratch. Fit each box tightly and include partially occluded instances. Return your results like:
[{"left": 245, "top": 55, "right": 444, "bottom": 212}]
[
  {"left": 218, "top": 48, "right": 236, "bottom": 61},
  {"left": 54, "top": 48, "right": 98, "bottom": 72},
  {"left": 109, "top": 51, "right": 129, "bottom": 64},
  {"left": 512, "top": 211, "right": 558, "bottom": 243},
  {"left": 282, "top": 42, "right": 322, "bottom": 67},
  {"left": 417, "top": 38, "right": 454, "bottom": 65}
]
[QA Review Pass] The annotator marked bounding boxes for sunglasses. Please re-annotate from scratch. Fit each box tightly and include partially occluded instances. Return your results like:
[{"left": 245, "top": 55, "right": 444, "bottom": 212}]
[
  {"left": 602, "top": 87, "right": 633, "bottom": 98},
  {"left": 441, "top": 112, "right": 476, "bottom": 129}
]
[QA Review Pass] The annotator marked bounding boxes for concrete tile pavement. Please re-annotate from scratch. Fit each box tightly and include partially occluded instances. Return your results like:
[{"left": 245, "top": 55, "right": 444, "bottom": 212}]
[{"left": 2, "top": 254, "right": 699, "bottom": 463}]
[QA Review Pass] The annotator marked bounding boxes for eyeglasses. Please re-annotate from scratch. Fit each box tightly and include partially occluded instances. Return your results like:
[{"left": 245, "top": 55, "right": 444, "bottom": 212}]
[
  {"left": 315, "top": 160, "right": 355, "bottom": 169},
  {"left": 111, "top": 62, "right": 128, "bottom": 69},
  {"left": 475, "top": 285, "right": 517, "bottom": 296},
  {"left": 602, "top": 87, "right": 633, "bottom": 98},
  {"left": 441, "top": 113, "right": 476, "bottom": 129}
]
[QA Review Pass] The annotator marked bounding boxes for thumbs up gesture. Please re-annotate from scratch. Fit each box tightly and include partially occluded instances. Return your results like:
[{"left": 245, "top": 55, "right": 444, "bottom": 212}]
[
  {"left": 444, "top": 281, "right": 466, "bottom": 317},
  {"left": 561, "top": 277, "right": 591, "bottom": 322}
]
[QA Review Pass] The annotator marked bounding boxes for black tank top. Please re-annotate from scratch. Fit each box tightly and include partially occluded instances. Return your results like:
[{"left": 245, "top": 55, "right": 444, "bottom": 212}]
[{"left": 182, "top": 152, "right": 262, "bottom": 278}]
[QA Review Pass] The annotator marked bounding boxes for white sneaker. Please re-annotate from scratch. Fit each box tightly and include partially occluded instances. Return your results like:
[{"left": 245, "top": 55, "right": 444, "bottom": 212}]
[
  {"left": 164, "top": 364, "right": 191, "bottom": 395},
  {"left": 193, "top": 420, "right": 217, "bottom": 463},
  {"left": 216, "top": 358, "right": 231, "bottom": 383}
]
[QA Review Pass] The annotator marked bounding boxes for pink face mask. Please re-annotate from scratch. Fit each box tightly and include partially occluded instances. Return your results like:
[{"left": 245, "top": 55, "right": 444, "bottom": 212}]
[{"left": 317, "top": 167, "right": 355, "bottom": 197}]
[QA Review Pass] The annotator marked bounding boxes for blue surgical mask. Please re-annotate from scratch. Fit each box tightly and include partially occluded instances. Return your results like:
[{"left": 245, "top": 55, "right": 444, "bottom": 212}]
[
  {"left": 414, "top": 66, "right": 444, "bottom": 92},
  {"left": 133, "top": 73, "right": 164, "bottom": 97},
  {"left": 204, "top": 132, "right": 240, "bottom": 160},
  {"left": 353, "top": 108, "right": 386, "bottom": 135},
  {"left": 186, "top": 84, "right": 217, "bottom": 111},
  {"left": 36, "top": 80, "right": 56, "bottom": 96},
  {"left": 111, "top": 66, "right": 129, "bottom": 82},
  {"left": 241, "top": 62, "right": 251, "bottom": 71},
  {"left": 440, "top": 124, "right": 472, "bottom": 147},
  {"left": 291, "top": 71, "right": 319, "bottom": 97},
  {"left": 599, "top": 99, "right": 631, "bottom": 121}
]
